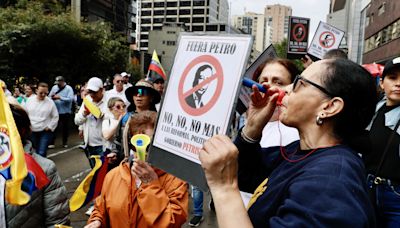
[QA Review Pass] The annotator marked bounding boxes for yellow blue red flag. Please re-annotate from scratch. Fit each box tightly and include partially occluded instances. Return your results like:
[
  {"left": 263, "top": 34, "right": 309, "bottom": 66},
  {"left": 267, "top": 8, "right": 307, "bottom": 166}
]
[
  {"left": 0, "top": 85, "right": 29, "bottom": 205},
  {"left": 148, "top": 50, "right": 167, "bottom": 80},
  {"left": 69, "top": 155, "right": 109, "bottom": 211}
]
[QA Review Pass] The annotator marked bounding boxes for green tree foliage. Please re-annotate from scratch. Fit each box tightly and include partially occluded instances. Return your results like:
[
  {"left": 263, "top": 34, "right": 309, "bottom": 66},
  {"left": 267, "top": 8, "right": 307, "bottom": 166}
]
[
  {"left": 0, "top": 1, "right": 129, "bottom": 86},
  {"left": 273, "top": 38, "right": 304, "bottom": 72}
]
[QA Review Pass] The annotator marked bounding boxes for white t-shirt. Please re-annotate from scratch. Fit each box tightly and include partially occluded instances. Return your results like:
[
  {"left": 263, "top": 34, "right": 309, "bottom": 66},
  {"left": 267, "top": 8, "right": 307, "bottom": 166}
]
[
  {"left": 105, "top": 87, "right": 130, "bottom": 107},
  {"left": 101, "top": 115, "right": 120, "bottom": 150},
  {"left": 25, "top": 96, "right": 59, "bottom": 132}
]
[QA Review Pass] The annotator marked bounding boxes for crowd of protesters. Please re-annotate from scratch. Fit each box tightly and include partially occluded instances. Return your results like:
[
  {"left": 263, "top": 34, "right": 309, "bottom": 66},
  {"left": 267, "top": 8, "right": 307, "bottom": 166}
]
[{"left": 1, "top": 50, "right": 400, "bottom": 228}]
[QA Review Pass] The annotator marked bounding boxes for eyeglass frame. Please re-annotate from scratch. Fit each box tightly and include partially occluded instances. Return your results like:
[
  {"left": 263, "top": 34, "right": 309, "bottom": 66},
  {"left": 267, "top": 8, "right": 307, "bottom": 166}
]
[{"left": 293, "top": 75, "right": 334, "bottom": 97}]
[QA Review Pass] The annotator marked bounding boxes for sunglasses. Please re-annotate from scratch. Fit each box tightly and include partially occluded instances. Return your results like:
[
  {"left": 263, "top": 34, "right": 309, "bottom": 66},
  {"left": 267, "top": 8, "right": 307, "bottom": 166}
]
[
  {"left": 114, "top": 104, "right": 126, "bottom": 110},
  {"left": 115, "top": 80, "right": 123, "bottom": 83},
  {"left": 293, "top": 75, "right": 334, "bottom": 97},
  {"left": 133, "top": 88, "right": 151, "bottom": 96}
]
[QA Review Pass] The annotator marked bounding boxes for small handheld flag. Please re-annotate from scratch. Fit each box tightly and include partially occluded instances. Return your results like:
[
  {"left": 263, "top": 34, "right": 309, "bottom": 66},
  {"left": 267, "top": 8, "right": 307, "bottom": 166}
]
[{"left": 148, "top": 50, "right": 166, "bottom": 80}]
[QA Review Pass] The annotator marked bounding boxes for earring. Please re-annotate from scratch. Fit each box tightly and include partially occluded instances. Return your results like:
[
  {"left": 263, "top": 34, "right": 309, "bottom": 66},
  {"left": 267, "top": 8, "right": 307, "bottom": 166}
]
[{"left": 316, "top": 116, "right": 323, "bottom": 125}]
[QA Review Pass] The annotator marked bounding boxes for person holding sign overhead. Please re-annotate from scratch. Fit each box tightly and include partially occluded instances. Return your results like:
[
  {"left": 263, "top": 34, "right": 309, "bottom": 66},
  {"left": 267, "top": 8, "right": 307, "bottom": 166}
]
[
  {"left": 86, "top": 111, "right": 188, "bottom": 228},
  {"left": 200, "top": 59, "right": 377, "bottom": 227}
]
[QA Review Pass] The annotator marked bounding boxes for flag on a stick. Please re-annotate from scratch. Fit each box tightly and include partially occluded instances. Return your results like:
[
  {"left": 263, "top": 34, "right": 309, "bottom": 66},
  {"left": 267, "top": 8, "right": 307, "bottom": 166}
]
[{"left": 148, "top": 50, "right": 166, "bottom": 80}]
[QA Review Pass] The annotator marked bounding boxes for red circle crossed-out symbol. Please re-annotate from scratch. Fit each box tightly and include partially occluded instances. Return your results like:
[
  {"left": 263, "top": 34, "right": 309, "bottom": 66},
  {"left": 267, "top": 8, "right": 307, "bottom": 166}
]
[
  {"left": 178, "top": 55, "right": 223, "bottom": 116},
  {"left": 319, "top": 31, "right": 335, "bottom": 48},
  {"left": 292, "top": 23, "right": 306, "bottom": 42}
]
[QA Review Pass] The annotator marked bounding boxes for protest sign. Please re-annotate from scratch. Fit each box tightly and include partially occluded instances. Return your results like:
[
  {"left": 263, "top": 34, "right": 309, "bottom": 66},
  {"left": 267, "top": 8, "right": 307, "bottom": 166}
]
[
  {"left": 149, "top": 34, "right": 252, "bottom": 190},
  {"left": 287, "top": 16, "right": 310, "bottom": 60},
  {"left": 237, "top": 44, "right": 277, "bottom": 115},
  {"left": 308, "top": 21, "right": 345, "bottom": 60}
]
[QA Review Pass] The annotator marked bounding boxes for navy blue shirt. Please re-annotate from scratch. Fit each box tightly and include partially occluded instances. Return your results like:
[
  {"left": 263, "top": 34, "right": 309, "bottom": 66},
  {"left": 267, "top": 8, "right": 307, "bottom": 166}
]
[{"left": 235, "top": 134, "right": 376, "bottom": 227}]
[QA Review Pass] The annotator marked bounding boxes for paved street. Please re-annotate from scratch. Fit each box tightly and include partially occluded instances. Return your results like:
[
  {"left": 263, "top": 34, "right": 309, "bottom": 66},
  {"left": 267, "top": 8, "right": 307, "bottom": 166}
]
[{"left": 47, "top": 127, "right": 217, "bottom": 227}]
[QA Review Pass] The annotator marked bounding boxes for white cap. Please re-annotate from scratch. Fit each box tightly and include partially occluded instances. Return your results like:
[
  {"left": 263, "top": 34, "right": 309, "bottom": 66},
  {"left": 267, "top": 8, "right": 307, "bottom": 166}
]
[
  {"left": 87, "top": 77, "right": 103, "bottom": 92},
  {"left": 121, "top": 72, "right": 130, "bottom": 77}
]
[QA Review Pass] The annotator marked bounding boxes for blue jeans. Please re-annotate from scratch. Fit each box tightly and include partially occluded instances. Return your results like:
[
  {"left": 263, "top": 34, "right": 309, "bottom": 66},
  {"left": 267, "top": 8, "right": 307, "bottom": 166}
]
[
  {"left": 376, "top": 183, "right": 400, "bottom": 227},
  {"left": 192, "top": 186, "right": 203, "bottom": 216},
  {"left": 367, "top": 174, "right": 400, "bottom": 228},
  {"left": 30, "top": 130, "right": 53, "bottom": 157},
  {"left": 85, "top": 146, "right": 104, "bottom": 169}
]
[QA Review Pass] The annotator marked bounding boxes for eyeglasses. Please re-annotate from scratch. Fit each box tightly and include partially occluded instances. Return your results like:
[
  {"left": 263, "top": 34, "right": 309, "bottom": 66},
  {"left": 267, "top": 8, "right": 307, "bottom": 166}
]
[
  {"left": 115, "top": 80, "right": 123, "bottom": 84},
  {"left": 293, "top": 75, "right": 334, "bottom": 97},
  {"left": 114, "top": 104, "right": 126, "bottom": 110},
  {"left": 133, "top": 88, "right": 151, "bottom": 96}
]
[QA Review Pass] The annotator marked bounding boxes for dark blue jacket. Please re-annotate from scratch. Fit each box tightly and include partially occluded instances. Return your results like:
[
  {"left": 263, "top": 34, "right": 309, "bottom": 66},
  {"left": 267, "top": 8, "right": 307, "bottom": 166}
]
[{"left": 235, "top": 134, "right": 376, "bottom": 228}]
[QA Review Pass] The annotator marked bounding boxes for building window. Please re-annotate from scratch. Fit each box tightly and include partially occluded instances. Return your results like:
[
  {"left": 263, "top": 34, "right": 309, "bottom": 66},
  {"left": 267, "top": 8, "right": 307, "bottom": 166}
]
[
  {"left": 142, "top": 3, "right": 151, "bottom": 8},
  {"left": 154, "top": 10, "right": 164, "bottom": 15},
  {"left": 192, "top": 17, "right": 205, "bottom": 23},
  {"left": 153, "top": 18, "right": 164, "bottom": 23},
  {"left": 166, "top": 41, "right": 176, "bottom": 46},
  {"left": 141, "top": 34, "right": 149, "bottom": 40},
  {"left": 167, "top": 2, "right": 177, "bottom": 7},
  {"left": 154, "top": 2, "right": 164, "bottom": 7},
  {"left": 180, "top": 1, "right": 191, "bottom": 7},
  {"left": 167, "top": 10, "right": 177, "bottom": 15},
  {"left": 193, "top": 8, "right": 205, "bottom": 14},
  {"left": 142, "top": 11, "right": 151, "bottom": 16},
  {"left": 206, "top": 24, "right": 218, "bottom": 31},
  {"left": 166, "top": 18, "right": 177, "bottom": 22},
  {"left": 378, "top": 3, "right": 385, "bottom": 16},
  {"left": 167, "top": 31, "right": 176, "bottom": 34},
  {"left": 193, "top": 0, "right": 205, "bottom": 6},
  {"left": 192, "top": 25, "right": 204, "bottom": 31},
  {"left": 179, "top": 17, "right": 190, "bottom": 23},
  {"left": 179, "top": 9, "right": 191, "bottom": 15},
  {"left": 141, "top": 18, "right": 151, "bottom": 24}
]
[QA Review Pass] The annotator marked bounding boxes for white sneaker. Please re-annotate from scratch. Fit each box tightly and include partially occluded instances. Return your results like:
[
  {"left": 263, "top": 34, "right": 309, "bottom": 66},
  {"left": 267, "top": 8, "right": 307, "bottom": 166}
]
[
  {"left": 85, "top": 205, "right": 94, "bottom": 216},
  {"left": 48, "top": 145, "right": 55, "bottom": 149}
]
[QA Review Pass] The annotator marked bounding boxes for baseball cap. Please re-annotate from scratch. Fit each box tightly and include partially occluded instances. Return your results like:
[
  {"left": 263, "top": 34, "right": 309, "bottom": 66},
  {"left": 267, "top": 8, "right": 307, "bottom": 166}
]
[
  {"left": 121, "top": 72, "right": 131, "bottom": 77},
  {"left": 54, "top": 76, "right": 65, "bottom": 84},
  {"left": 87, "top": 77, "right": 103, "bottom": 92},
  {"left": 382, "top": 57, "right": 400, "bottom": 78}
]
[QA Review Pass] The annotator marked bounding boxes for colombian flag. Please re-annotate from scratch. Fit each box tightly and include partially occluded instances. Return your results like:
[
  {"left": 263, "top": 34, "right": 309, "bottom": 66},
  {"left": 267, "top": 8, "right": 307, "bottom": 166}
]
[
  {"left": 69, "top": 155, "right": 109, "bottom": 211},
  {"left": 148, "top": 50, "right": 167, "bottom": 80},
  {"left": 0, "top": 87, "right": 49, "bottom": 205}
]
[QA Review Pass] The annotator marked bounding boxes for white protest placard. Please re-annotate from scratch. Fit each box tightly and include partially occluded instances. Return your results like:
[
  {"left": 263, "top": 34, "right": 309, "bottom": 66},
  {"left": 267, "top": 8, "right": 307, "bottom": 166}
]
[
  {"left": 149, "top": 34, "right": 252, "bottom": 190},
  {"left": 308, "top": 21, "right": 345, "bottom": 59},
  {"left": 152, "top": 34, "right": 252, "bottom": 165}
]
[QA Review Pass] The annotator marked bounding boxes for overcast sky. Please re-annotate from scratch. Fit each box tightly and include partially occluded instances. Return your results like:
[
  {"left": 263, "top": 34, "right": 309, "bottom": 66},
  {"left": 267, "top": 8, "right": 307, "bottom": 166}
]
[{"left": 230, "top": 0, "right": 330, "bottom": 38}]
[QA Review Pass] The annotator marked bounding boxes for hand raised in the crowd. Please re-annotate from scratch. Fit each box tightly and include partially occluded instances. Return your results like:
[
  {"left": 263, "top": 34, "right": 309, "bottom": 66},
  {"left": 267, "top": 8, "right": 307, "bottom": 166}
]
[
  {"left": 107, "top": 152, "right": 118, "bottom": 163},
  {"left": 84, "top": 220, "right": 101, "bottom": 228},
  {"left": 83, "top": 105, "right": 91, "bottom": 117},
  {"left": 199, "top": 135, "right": 239, "bottom": 193},
  {"left": 131, "top": 160, "right": 158, "bottom": 184},
  {"left": 245, "top": 84, "right": 280, "bottom": 140}
]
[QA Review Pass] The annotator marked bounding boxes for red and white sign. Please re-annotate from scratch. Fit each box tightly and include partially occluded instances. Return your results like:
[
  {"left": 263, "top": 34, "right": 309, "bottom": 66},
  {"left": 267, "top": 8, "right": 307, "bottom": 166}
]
[
  {"left": 308, "top": 21, "right": 345, "bottom": 59},
  {"left": 153, "top": 34, "right": 252, "bottom": 164}
]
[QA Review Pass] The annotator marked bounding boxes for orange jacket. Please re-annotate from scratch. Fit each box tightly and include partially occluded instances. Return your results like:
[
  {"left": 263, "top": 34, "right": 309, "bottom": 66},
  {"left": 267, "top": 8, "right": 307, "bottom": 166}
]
[{"left": 88, "top": 162, "right": 188, "bottom": 228}]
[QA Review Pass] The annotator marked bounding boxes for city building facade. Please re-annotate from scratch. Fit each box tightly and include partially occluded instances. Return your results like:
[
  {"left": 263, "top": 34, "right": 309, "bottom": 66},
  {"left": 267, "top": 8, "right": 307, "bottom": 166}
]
[
  {"left": 138, "top": 0, "right": 229, "bottom": 51},
  {"left": 232, "top": 12, "right": 272, "bottom": 53},
  {"left": 264, "top": 4, "right": 291, "bottom": 44},
  {"left": 363, "top": 0, "right": 400, "bottom": 63}
]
